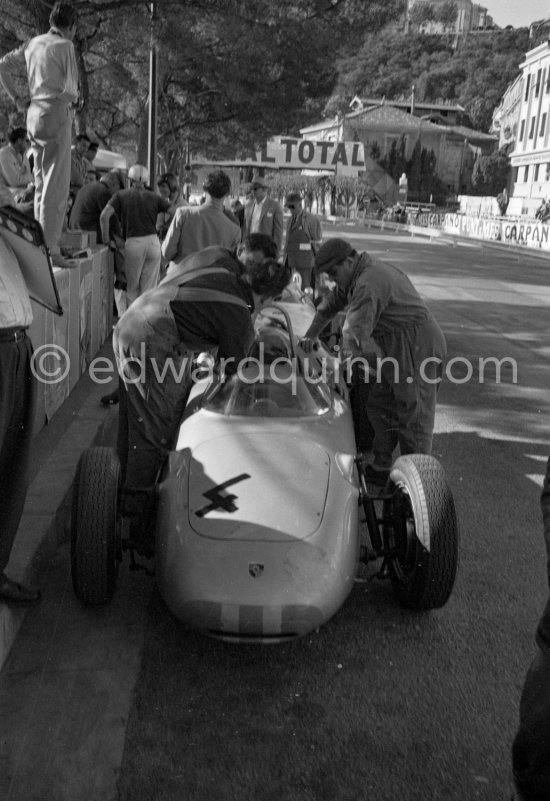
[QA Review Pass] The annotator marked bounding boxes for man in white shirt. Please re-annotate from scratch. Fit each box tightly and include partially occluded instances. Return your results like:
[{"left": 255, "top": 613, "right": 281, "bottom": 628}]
[
  {"left": 0, "top": 1, "right": 79, "bottom": 265},
  {"left": 0, "top": 127, "right": 33, "bottom": 198}
]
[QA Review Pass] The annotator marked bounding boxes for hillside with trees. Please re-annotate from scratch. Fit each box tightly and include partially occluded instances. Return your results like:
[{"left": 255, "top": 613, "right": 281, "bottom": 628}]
[
  {"left": 0, "top": 0, "right": 406, "bottom": 169},
  {"left": 326, "top": 26, "right": 530, "bottom": 132},
  {"left": 0, "top": 1, "right": 531, "bottom": 176}
]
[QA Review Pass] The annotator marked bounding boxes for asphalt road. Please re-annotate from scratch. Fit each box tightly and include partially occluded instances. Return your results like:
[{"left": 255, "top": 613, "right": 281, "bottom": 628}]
[{"left": 2, "top": 227, "right": 549, "bottom": 801}]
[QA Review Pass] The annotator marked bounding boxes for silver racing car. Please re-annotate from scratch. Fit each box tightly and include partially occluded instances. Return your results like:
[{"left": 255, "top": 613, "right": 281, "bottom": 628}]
[{"left": 71, "top": 297, "right": 459, "bottom": 642}]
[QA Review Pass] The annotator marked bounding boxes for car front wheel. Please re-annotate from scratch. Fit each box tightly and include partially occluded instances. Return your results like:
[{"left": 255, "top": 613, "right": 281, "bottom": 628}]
[
  {"left": 383, "top": 454, "right": 459, "bottom": 611},
  {"left": 71, "top": 446, "right": 122, "bottom": 606}
]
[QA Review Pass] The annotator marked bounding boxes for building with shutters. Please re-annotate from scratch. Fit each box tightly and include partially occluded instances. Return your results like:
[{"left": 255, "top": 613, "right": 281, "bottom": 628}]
[{"left": 509, "top": 41, "right": 550, "bottom": 215}]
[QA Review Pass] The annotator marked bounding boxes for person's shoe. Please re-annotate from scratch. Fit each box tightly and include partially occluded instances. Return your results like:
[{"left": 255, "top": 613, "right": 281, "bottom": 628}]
[
  {"left": 100, "top": 388, "right": 119, "bottom": 406},
  {"left": 363, "top": 465, "right": 390, "bottom": 487},
  {"left": 51, "top": 253, "right": 77, "bottom": 269},
  {"left": 0, "top": 573, "right": 41, "bottom": 605}
]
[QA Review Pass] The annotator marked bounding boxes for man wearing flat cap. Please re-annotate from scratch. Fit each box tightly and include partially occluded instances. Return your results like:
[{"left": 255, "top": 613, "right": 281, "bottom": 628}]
[
  {"left": 302, "top": 237, "right": 446, "bottom": 486},
  {"left": 243, "top": 176, "right": 284, "bottom": 259},
  {"left": 283, "top": 192, "right": 322, "bottom": 291}
]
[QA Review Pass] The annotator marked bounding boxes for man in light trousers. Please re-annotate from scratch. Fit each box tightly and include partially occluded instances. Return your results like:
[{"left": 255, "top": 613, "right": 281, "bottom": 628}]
[{"left": 0, "top": 2, "right": 79, "bottom": 264}]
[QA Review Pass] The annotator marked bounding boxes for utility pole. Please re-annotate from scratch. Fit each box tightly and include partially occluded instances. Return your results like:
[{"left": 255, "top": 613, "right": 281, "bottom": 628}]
[{"left": 148, "top": 0, "right": 158, "bottom": 187}]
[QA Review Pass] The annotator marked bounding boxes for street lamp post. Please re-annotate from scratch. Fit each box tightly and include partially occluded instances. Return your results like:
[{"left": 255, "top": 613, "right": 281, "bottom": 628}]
[{"left": 148, "top": 0, "right": 158, "bottom": 187}]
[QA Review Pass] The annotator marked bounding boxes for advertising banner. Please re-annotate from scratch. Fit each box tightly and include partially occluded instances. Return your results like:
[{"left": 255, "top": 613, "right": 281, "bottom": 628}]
[
  {"left": 443, "top": 214, "right": 550, "bottom": 251},
  {"left": 196, "top": 138, "right": 366, "bottom": 175}
]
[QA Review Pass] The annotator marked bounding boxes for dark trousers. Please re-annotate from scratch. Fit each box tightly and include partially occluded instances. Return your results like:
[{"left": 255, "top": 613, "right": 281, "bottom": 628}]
[
  {"left": 0, "top": 336, "right": 36, "bottom": 573},
  {"left": 116, "top": 357, "right": 193, "bottom": 540},
  {"left": 349, "top": 361, "right": 374, "bottom": 453},
  {"left": 512, "top": 596, "right": 550, "bottom": 800}
]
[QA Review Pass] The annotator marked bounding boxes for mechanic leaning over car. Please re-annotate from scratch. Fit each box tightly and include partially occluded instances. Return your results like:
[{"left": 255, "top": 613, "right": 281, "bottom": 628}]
[
  {"left": 301, "top": 237, "right": 446, "bottom": 486},
  {"left": 113, "top": 237, "right": 290, "bottom": 554}
]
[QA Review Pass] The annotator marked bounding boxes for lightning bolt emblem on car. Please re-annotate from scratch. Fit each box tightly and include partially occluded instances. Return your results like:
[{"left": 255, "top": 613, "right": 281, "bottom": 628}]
[{"left": 195, "top": 473, "right": 251, "bottom": 517}]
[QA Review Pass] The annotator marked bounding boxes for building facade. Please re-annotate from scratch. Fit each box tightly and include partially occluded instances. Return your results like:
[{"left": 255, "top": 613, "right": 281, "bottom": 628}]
[
  {"left": 509, "top": 41, "right": 550, "bottom": 211},
  {"left": 300, "top": 103, "right": 497, "bottom": 197},
  {"left": 408, "top": 0, "right": 494, "bottom": 34},
  {"left": 491, "top": 75, "right": 523, "bottom": 150}
]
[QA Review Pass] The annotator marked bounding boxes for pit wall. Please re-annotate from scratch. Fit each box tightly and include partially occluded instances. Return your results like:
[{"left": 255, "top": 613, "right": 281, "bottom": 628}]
[{"left": 28, "top": 245, "right": 114, "bottom": 434}]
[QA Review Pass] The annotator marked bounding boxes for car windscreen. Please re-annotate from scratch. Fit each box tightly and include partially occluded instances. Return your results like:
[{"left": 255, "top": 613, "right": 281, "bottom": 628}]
[{"left": 202, "top": 362, "right": 332, "bottom": 418}]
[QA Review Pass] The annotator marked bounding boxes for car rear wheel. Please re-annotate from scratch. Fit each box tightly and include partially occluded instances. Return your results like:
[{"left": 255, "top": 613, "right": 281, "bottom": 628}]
[
  {"left": 383, "top": 454, "right": 459, "bottom": 611},
  {"left": 71, "top": 446, "right": 122, "bottom": 606}
]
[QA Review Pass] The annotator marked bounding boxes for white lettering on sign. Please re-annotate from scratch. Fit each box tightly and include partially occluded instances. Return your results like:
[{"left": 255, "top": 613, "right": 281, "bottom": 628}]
[{"left": 199, "top": 140, "right": 366, "bottom": 173}]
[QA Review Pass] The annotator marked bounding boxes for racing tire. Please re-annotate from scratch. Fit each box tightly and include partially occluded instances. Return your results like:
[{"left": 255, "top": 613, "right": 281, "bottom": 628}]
[
  {"left": 383, "top": 454, "right": 459, "bottom": 611},
  {"left": 71, "top": 446, "right": 122, "bottom": 606}
]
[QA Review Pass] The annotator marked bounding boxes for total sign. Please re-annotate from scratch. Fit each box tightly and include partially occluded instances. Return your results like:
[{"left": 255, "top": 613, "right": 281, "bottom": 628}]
[{"left": 208, "top": 138, "right": 366, "bottom": 175}]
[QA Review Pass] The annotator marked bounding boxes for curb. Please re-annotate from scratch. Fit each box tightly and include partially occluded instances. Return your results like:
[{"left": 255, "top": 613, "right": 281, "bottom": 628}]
[{"left": 0, "top": 341, "right": 119, "bottom": 671}]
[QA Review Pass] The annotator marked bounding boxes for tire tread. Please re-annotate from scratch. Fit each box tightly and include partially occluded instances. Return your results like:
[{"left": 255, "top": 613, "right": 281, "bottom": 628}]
[
  {"left": 387, "top": 454, "right": 459, "bottom": 611},
  {"left": 71, "top": 446, "right": 121, "bottom": 606}
]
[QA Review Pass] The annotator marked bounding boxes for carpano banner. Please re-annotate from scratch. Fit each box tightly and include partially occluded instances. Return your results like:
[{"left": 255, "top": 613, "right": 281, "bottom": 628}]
[
  {"left": 195, "top": 139, "right": 366, "bottom": 174},
  {"left": 443, "top": 214, "right": 550, "bottom": 250}
]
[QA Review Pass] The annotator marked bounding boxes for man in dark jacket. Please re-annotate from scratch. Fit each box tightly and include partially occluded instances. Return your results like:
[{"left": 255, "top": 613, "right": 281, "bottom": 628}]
[
  {"left": 114, "top": 240, "right": 290, "bottom": 553},
  {"left": 512, "top": 458, "right": 550, "bottom": 800},
  {"left": 283, "top": 192, "right": 322, "bottom": 291},
  {"left": 243, "top": 176, "right": 284, "bottom": 259}
]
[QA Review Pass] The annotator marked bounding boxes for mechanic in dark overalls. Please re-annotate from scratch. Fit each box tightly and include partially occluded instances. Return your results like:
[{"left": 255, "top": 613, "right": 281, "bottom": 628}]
[
  {"left": 283, "top": 192, "right": 322, "bottom": 292},
  {"left": 113, "top": 240, "right": 290, "bottom": 553},
  {"left": 301, "top": 237, "right": 446, "bottom": 486}
]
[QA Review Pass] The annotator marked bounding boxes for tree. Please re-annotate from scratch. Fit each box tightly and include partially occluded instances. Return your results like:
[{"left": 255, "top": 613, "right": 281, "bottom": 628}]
[
  {"left": 369, "top": 140, "right": 381, "bottom": 161},
  {"left": 325, "top": 26, "right": 530, "bottom": 133},
  {"left": 419, "top": 146, "right": 437, "bottom": 197},
  {"left": 335, "top": 175, "right": 358, "bottom": 217},
  {"left": 380, "top": 134, "right": 406, "bottom": 182},
  {"left": 408, "top": 138, "right": 422, "bottom": 194},
  {"left": 434, "top": 1, "right": 458, "bottom": 31},
  {"left": 0, "top": 0, "right": 406, "bottom": 164},
  {"left": 409, "top": 2, "right": 436, "bottom": 26},
  {"left": 471, "top": 145, "right": 511, "bottom": 196}
]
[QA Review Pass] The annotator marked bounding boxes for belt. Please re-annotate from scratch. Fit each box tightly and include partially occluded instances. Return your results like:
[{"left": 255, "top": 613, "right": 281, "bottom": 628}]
[{"left": 0, "top": 327, "right": 27, "bottom": 343}]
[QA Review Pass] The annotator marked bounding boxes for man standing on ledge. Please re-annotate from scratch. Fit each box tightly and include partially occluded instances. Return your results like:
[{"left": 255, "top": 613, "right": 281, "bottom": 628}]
[
  {"left": 301, "top": 237, "right": 446, "bottom": 486},
  {"left": 0, "top": 2, "right": 79, "bottom": 266}
]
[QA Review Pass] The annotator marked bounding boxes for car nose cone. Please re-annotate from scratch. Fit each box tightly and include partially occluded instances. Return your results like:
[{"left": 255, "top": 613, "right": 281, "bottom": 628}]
[{"left": 188, "top": 433, "right": 330, "bottom": 541}]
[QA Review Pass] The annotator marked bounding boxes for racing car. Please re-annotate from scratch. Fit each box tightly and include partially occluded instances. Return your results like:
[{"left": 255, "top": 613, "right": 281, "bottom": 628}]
[{"left": 71, "top": 295, "right": 459, "bottom": 642}]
